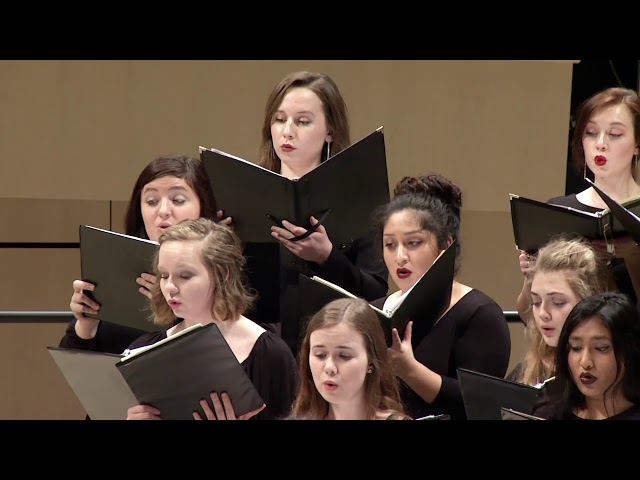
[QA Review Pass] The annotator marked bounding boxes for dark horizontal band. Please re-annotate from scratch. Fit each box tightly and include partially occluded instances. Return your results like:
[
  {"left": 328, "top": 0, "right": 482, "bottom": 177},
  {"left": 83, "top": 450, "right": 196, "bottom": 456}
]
[{"left": 0, "top": 242, "right": 79, "bottom": 249}]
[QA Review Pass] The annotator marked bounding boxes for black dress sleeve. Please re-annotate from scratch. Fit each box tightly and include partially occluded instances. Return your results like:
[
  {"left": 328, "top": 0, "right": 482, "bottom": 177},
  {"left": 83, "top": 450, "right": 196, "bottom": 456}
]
[
  {"left": 245, "top": 332, "right": 299, "bottom": 420},
  {"left": 59, "top": 318, "right": 149, "bottom": 355},
  {"left": 310, "top": 229, "right": 388, "bottom": 301},
  {"left": 125, "top": 331, "right": 166, "bottom": 350},
  {"left": 431, "top": 299, "right": 511, "bottom": 418}
]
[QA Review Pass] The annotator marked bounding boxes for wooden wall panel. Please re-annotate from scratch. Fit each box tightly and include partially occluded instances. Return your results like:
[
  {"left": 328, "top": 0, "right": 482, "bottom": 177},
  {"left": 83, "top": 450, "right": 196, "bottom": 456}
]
[
  {"left": 0, "top": 323, "right": 86, "bottom": 420},
  {"left": 0, "top": 198, "right": 110, "bottom": 242}
]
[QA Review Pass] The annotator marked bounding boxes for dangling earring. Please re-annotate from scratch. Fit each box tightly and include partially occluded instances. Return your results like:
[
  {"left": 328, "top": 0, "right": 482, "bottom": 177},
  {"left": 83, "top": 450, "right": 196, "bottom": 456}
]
[
  {"left": 325, "top": 140, "right": 331, "bottom": 162},
  {"left": 583, "top": 160, "right": 588, "bottom": 180}
]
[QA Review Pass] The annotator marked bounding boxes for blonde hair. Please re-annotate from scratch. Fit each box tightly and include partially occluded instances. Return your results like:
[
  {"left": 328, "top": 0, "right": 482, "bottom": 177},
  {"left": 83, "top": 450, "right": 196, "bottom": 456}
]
[
  {"left": 519, "top": 236, "right": 612, "bottom": 385},
  {"left": 149, "top": 218, "right": 256, "bottom": 327}
]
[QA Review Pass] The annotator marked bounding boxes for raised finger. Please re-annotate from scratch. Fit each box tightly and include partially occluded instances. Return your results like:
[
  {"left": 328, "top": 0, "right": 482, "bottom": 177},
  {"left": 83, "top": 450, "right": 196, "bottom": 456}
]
[
  {"left": 271, "top": 226, "right": 294, "bottom": 240},
  {"left": 309, "top": 216, "right": 327, "bottom": 235},
  {"left": 138, "top": 287, "right": 153, "bottom": 300},
  {"left": 390, "top": 328, "right": 402, "bottom": 348},
  {"left": 210, "top": 392, "right": 227, "bottom": 420},
  {"left": 220, "top": 393, "right": 237, "bottom": 420},
  {"left": 73, "top": 280, "right": 94, "bottom": 293},
  {"left": 404, "top": 321, "right": 414, "bottom": 342},
  {"left": 280, "top": 220, "right": 304, "bottom": 232},
  {"left": 136, "top": 276, "right": 152, "bottom": 290},
  {"left": 199, "top": 398, "right": 216, "bottom": 420},
  {"left": 140, "top": 273, "right": 157, "bottom": 285}
]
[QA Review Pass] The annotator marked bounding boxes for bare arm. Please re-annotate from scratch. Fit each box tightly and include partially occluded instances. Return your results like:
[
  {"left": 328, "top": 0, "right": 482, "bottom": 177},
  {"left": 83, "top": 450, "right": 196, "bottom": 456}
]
[{"left": 516, "top": 250, "right": 535, "bottom": 323}]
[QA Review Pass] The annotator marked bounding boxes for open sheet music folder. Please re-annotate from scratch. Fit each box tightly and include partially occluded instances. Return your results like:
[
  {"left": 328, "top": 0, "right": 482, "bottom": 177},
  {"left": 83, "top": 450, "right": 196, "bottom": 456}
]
[
  {"left": 116, "top": 323, "right": 264, "bottom": 420},
  {"left": 587, "top": 178, "right": 640, "bottom": 245},
  {"left": 457, "top": 368, "right": 547, "bottom": 420},
  {"left": 200, "top": 127, "right": 390, "bottom": 244},
  {"left": 298, "top": 242, "right": 456, "bottom": 348},
  {"left": 49, "top": 323, "right": 264, "bottom": 420},
  {"left": 508, "top": 193, "right": 640, "bottom": 253},
  {"left": 80, "top": 225, "right": 158, "bottom": 332},
  {"left": 47, "top": 347, "right": 138, "bottom": 420}
]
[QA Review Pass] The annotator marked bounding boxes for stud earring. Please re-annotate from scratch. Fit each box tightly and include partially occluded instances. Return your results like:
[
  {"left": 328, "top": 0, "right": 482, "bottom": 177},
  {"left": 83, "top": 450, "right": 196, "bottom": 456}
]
[{"left": 366, "top": 367, "right": 373, "bottom": 374}]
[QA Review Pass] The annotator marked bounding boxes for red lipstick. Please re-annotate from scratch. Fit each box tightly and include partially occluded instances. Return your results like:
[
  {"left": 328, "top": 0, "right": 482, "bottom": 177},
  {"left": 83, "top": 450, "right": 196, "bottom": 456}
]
[{"left": 594, "top": 155, "right": 607, "bottom": 166}]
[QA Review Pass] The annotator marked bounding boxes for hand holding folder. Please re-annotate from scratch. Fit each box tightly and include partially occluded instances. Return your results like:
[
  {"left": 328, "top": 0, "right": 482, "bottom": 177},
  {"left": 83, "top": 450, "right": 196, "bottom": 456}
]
[
  {"left": 49, "top": 323, "right": 264, "bottom": 420},
  {"left": 587, "top": 178, "right": 640, "bottom": 246},
  {"left": 509, "top": 192, "right": 640, "bottom": 253},
  {"left": 79, "top": 225, "right": 159, "bottom": 332},
  {"left": 267, "top": 209, "right": 332, "bottom": 242},
  {"left": 200, "top": 127, "right": 390, "bottom": 245},
  {"left": 298, "top": 242, "right": 456, "bottom": 348}
]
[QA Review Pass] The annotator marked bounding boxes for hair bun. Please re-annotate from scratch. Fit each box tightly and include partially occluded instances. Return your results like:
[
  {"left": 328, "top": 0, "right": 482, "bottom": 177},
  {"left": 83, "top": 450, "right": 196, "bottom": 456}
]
[{"left": 393, "top": 174, "right": 462, "bottom": 210}]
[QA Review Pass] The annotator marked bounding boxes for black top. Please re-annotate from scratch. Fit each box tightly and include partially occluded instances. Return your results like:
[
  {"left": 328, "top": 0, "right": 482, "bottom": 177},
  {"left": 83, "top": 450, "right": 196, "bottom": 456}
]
[
  {"left": 547, "top": 193, "right": 599, "bottom": 213},
  {"left": 127, "top": 329, "right": 298, "bottom": 421},
  {"left": 566, "top": 404, "right": 640, "bottom": 420},
  {"left": 546, "top": 193, "right": 636, "bottom": 304},
  {"left": 534, "top": 400, "right": 640, "bottom": 420},
  {"left": 372, "top": 289, "right": 511, "bottom": 420},
  {"left": 59, "top": 319, "right": 147, "bottom": 355}
]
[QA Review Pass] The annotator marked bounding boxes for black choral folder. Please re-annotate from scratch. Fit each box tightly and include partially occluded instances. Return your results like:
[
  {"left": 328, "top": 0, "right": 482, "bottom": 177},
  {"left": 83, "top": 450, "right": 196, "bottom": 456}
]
[
  {"left": 80, "top": 225, "right": 158, "bottom": 332},
  {"left": 47, "top": 346, "right": 139, "bottom": 420},
  {"left": 587, "top": 178, "right": 640, "bottom": 245},
  {"left": 298, "top": 242, "right": 456, "bottom": 348},
  {"left": 509, "top": 193, "right": 640, "bottom": 253},
  {"left": 199, "top": 127, "right": 390, "bottom": 244},
  {"left": 457, "top": 368, "right": 545, "bottom": 420},
  {"left": 115, "top": 323, "right": 264, "bottom": 420}
]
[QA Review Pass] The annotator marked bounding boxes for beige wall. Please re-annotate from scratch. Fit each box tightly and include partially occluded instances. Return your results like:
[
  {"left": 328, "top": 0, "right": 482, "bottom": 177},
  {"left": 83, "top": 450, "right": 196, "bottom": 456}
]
[{"left": 0, "top": 60, "right": 576, "bottom": 418}]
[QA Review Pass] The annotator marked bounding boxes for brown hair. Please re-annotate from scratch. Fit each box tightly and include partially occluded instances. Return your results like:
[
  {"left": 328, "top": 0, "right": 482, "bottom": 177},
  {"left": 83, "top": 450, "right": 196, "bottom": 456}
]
[
  {"left": 124, "top": 155, "right": 219, "bottom": 239},
  {"left": 290, "top": 297, "right": 405, "bottom": 420},
  {"left": 570, "top": 87, "right": 640, "bottom": 177},
  {"left": 257, "top": 71, "right": 350, "bottom": 172}
]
